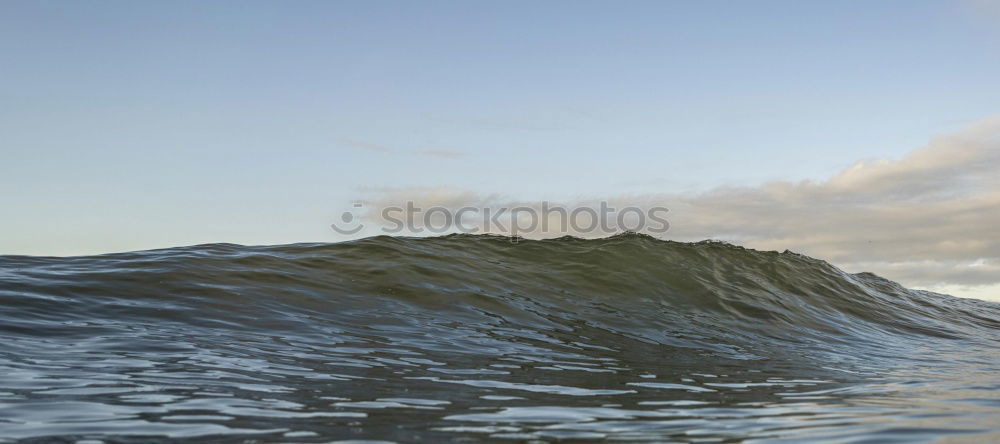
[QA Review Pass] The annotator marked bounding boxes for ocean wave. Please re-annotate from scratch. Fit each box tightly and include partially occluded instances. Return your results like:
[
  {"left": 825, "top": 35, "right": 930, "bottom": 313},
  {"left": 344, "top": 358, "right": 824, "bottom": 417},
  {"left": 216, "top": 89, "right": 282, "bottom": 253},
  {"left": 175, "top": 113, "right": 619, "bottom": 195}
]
[{"left": 1, "top": 234, "right": 997, "bottom": 441}]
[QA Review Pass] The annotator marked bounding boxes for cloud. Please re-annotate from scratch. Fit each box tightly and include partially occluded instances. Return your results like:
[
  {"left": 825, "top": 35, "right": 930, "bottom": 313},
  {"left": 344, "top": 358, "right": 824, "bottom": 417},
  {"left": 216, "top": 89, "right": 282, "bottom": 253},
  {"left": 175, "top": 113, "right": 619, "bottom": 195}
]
[
  {"left": 339, "top": 138, "right": 464, "bottom": 158},
  {"left": 353, "top": 116, "right": 1000, "bottom": 300},
  {"left": 338, "top": 138, "right": 393, "bottom": 153},
  {"left": 417, "top": 149, "right": 465, "bottom": 159},
  {"left": 663, "top": 116, "right": 1000, "bottom": 291}
]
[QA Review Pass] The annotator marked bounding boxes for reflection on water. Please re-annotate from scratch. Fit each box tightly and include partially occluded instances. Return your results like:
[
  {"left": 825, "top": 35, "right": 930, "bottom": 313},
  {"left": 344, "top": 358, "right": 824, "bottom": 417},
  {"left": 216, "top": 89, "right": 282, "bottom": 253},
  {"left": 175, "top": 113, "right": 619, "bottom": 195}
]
[
  {"left": 1, "top": 326, "right": 997, "bottom": 442},
  {"left": 0, "top": 235, "right": 998, "bottom": 442}
]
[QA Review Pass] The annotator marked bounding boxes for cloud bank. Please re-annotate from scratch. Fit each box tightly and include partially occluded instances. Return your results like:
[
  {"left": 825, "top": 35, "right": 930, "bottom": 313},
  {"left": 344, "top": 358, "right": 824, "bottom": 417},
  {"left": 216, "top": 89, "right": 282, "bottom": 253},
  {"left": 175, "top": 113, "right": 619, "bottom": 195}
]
[{"left": 356, "top": 117, "right": 1000, "bottom": 300}]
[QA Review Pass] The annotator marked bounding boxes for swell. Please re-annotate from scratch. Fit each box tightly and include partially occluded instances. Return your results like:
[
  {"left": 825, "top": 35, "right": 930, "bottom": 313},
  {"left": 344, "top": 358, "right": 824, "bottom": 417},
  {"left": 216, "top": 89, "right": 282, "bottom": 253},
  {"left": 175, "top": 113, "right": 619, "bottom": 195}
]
[{"left": 2, "top": 233, "right": 997, "bottom": 366}]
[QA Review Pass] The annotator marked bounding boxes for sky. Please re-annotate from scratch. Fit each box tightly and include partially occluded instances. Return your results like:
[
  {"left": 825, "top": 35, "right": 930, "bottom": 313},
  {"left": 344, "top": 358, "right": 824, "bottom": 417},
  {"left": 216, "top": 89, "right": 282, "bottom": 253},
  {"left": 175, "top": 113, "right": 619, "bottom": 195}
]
[{"left": 2, "top": 1, "right": 999, "bottom": 300}]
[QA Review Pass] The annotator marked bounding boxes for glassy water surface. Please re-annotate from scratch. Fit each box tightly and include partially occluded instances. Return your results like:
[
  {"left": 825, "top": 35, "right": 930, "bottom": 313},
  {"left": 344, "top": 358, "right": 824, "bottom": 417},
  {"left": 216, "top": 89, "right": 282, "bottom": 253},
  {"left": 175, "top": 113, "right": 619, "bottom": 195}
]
[{"left": 1, "top": 235, "right": 998, "bottom": 442}]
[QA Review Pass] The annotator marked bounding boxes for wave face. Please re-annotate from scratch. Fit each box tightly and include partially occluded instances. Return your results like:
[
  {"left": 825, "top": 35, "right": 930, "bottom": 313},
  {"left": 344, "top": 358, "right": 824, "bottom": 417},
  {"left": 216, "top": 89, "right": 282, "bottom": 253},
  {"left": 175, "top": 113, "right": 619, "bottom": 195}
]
[{"left": 1, "top": 234, "right": 998, "bottom": 442}]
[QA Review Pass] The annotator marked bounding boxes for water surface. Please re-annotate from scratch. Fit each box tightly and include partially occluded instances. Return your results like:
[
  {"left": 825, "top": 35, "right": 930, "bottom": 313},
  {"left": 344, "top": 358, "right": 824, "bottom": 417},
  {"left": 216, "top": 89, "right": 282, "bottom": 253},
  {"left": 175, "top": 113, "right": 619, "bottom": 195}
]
[{"left": 1, "top": 234, "right": 998, "bottom": 442}]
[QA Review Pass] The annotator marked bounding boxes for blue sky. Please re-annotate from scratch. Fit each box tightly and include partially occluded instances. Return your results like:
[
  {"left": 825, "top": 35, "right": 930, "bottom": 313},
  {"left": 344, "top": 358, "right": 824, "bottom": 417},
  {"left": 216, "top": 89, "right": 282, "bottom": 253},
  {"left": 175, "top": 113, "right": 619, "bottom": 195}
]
[{"left": 2, "top": 0, "right": 1000, "bottom": 257}]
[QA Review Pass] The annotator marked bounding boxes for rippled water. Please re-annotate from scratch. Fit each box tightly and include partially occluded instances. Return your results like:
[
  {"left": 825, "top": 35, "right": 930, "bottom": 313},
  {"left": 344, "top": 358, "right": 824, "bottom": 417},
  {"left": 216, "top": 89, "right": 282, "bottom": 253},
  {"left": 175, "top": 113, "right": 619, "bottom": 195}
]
[{"left": 1, "top": 234, "right": 998, "bottom": 442}]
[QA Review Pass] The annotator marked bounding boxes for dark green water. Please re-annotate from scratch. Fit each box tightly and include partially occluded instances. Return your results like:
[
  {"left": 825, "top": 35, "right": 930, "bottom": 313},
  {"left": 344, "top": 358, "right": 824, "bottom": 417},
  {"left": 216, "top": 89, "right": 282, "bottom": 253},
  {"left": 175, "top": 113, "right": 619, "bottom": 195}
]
[{"left": 1, "top": 234, "right": 998, "bottom": 442}]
